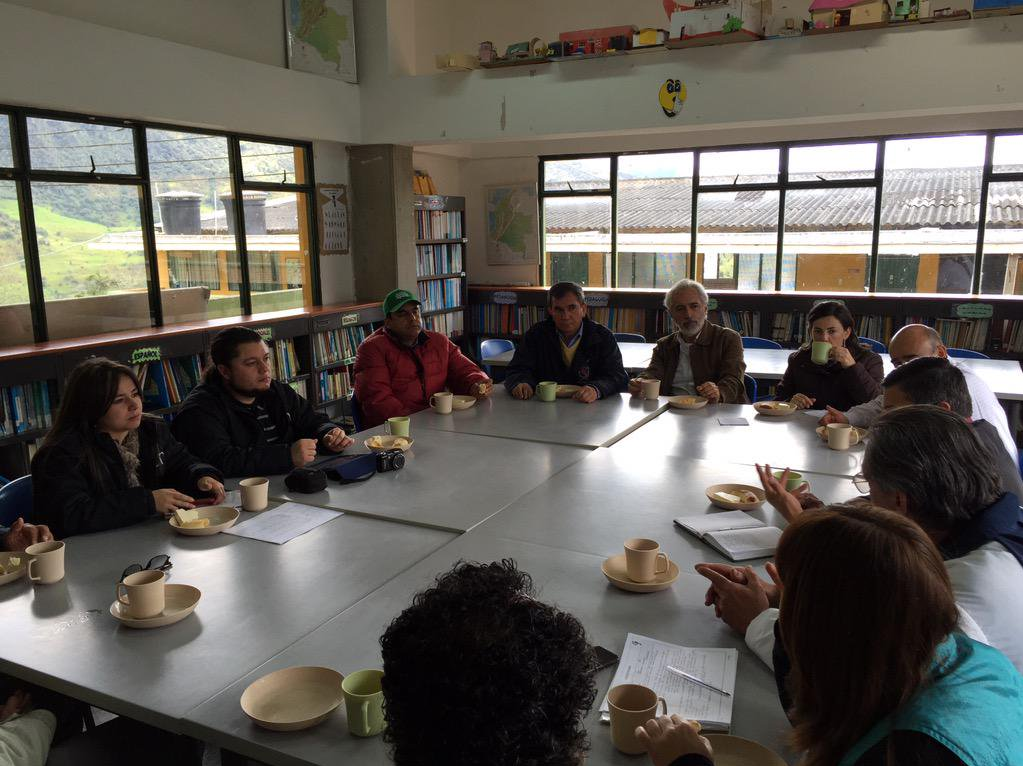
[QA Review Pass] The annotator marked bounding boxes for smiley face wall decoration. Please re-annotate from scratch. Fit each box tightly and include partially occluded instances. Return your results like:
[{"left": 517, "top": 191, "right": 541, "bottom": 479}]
[{"left": 658, "top": 78, "right": 686, "bottom": 117}]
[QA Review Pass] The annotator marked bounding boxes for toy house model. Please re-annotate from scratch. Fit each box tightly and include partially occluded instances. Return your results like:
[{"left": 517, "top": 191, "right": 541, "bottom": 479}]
[
  {"left": 670, "top": 0, "right": 763, "bottom": 39},
  {"left": 809, "top": 0, "right": 890, "bottom": 27}
]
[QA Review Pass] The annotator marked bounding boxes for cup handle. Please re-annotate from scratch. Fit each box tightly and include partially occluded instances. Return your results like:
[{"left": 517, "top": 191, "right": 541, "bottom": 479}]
[
  {"left": 361, "top": 701, "right": 370, "bottom": 737},
  {"left": 657, "top": 697, "right": 668, "bottom": 716},
  {"left": 429, "top": 395, "right": 437, "bottom": 408},
  {"left": 116, "top": 583, "right": 130, "bottom": 606},
  {"left": 28, "top": 559, "right": 40, "bottom": 583},
  {"left": 655, "top": 552, "right": 669, "bottom": 575}
]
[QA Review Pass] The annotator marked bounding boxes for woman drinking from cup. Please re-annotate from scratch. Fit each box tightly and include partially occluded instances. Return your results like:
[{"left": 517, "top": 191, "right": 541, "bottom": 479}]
[
  {"left": 32, "top": 357, "right": 224, "bottom": 538},
  {"left": 638, "top": 504, "right": 1023, "bottom": 766},
  {"left": 774, "top": 301, "right": 882, "bottom": 411}
]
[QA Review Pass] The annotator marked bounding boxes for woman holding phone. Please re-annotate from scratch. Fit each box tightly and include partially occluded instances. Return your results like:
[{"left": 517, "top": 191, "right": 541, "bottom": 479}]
[
  {"left": 774, "top": 300, "right": 882, "bottom": 411},
  {"left": 32, "top": 357, "right": 224, "bottom": 538}
]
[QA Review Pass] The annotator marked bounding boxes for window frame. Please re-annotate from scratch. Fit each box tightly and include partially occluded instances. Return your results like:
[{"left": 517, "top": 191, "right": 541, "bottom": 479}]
[
  {"left": 540, "top": 129, "right": 1023, "bottom": 296},
  {"left": 2, "top": 104, "right": 320, "bottom": 343}
]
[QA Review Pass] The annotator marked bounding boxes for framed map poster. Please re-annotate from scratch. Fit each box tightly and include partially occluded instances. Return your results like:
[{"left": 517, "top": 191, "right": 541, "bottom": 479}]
[
  {"left": 485, "top": 183, "right": 539, "bottom": 266},
  {"left": 317, "top": 184, "right": 349, "bottom": 255},
  {"left": 284, "top": 0, "right": 358, "bottom": 83}
]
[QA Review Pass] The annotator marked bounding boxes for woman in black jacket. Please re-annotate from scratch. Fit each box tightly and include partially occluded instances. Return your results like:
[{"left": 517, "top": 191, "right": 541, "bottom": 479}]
[{"left": 32, "top": 357, "right": 224, "bottom": 538}]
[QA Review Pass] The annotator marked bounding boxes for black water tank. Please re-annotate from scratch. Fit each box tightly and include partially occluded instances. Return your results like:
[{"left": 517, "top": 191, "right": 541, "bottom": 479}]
[
  {"left": 219, "top": 192, "right": 268, "bottom": 235},
  {"left": 156, "top": 191, "right": 202, "bottom": 235}
]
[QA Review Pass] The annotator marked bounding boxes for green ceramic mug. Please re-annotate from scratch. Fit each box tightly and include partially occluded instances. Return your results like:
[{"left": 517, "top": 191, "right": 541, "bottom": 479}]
[
  {"left": 773, "top": 470, "right": 806, "bottom": 492},
  {"left": 387, "top": 416, "right": 411, "bottom": 437},
  {"left": 342, "top": 669, "right": 385, "bottom": 737},
  {"left": 536, "top": 381, "right": 557, "bottom": 402},
  {"left": 811, "top": 341, "right": 832, "bottom": 365}
]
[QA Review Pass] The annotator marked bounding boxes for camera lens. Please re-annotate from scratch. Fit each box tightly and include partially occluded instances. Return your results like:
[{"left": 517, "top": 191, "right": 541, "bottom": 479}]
[{"left": 392, "top": 452, "right": 406, "bottom": 470}]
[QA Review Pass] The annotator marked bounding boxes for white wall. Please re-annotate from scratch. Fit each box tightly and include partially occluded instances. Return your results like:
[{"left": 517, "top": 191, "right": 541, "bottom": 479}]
[{"left": 313, "top": 141, "right": 356, "bottom": 305}]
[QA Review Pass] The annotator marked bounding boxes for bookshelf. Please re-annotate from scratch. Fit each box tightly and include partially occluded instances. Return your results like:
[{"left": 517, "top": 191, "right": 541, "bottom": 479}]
[
  {"left": 309, "top": 304, "right": 385, "bottom": 429},
  {"left": 415, "top": 195, "right": 467, "bottom": 342}
]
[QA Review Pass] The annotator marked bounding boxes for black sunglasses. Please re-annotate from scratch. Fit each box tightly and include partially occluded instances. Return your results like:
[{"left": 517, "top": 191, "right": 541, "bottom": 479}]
[{"left": 121, "top": 554, "right": 172, "bottom": 581}]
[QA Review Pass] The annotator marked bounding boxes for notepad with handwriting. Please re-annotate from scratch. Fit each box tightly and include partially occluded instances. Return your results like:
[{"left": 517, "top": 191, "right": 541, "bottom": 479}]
[
  {"left": 599, "top": 633, "right": 737, "bottom": 732},
  {"left": 674, "top": 511, "right": 782, "bottom": 561}
]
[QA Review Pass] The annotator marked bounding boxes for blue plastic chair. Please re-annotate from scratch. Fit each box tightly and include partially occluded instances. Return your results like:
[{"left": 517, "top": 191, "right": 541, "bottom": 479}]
[
  {"left": 0, "top": 475, "right": 32, "bottom": 527},
  {"left": 741, "top": 337, "right": 782, "bottom": 350},
  {"left": 614, "top": 333, "right": 647, "bottom": 343},
  {"left": 348, "top": 392, "right": 364, "bottom": 434},
  {"left": 743, "top": 374, "right": 758, "bottom": 404},
  {"left": 859, "top": 337, "right": 887, "bottom": 353},
  {"left": 481, "top": 338, "right": 515, "bottom": 383},
  {"left": 947, "top": 348, "right": 990, "bottom": 359}
]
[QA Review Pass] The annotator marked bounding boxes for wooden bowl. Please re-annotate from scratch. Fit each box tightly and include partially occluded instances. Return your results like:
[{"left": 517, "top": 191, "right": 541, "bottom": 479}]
[
  {"left": 667, "top": 395, "right": 708, "bottom": 410},
  {"left": 753, "top": 401, "right": 797, "bottom": 417},
  {"left": 364, "top": 435, "right": 414, "bottom": 452},
  {"left": 240, "top": 666, "right": 345, "bottom": 732},
  {"left": 169, "top": 506, "right": 240, "bottom": 536},
  {"left": 451, "top": 395, "right": 476, "bottom": 410},
  {"left": 705, "top": 483, "right": 766, "bottom": 510}
]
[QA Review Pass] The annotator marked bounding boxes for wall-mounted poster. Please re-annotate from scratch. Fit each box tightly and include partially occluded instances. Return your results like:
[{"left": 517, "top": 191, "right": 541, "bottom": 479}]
[
  {"left": 284, "top": 0, "right": 358, "bottom": 83},
  {"left": 317, "top": 183, "right": 349, "bottom": 255},
  {"left": 486, "top": 183, "right": 538, "bottom": 266}
]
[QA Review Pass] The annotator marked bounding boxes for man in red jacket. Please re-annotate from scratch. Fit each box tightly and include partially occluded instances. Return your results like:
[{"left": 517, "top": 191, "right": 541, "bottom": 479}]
[{"left": 354, "top": 289, "right": 493, "bottom": 428}]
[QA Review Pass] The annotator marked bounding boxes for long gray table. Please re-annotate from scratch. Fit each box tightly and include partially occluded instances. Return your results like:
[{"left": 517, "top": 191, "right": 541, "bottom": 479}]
[
  {"left": 273, "top": 424, "right": 589, "bottom": 532},
  {"left": 411, "top": 388, "right": 666, "bottom": 449},
  {"left": 0, "top": 514, "right": 454, "bottom": 731},
  {"left": 181, "top": 533, "right": 795, "bottom": 766},
  {"left": 612, "top": 403, "right": 866, "bottom": 478},
  {"left": 478, "top": 447, "right": 856, "bottom": 563}
]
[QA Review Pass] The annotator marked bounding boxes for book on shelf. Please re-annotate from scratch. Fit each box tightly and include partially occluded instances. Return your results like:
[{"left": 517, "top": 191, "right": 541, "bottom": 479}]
[
  {"left": 288, "top": 378, "right": 308, "bottom": 399},
  {"left": 317, "top": 367, "right": 352, "bottom": 402},
  {"left": 416, "top": 243, "right": 464, "bottom": 277},
  {"left": 0, "top": 380, "right": 56, "bottom": 436},
  {"left": 132, "top": 354, "right": 202, "bottom": 409},
  {"left": 269, "top": 338, "right": 301, "bottom": 380},
  {"left": 313, "top": 324, "right": 379, "bottom": 367},
  {"left": 708, "top": 310, "right": 760, "bottom": 338},
  {"left": 771, "top": 311, "right": 807, "bottom": 345},
  {"left": 587, "top": 307, "right": 646, "bottom": 336},
  {"left": 424, "top": 311, "right": 464, "bottom": 338},
  {"left": 855, "top": 314, "right": 895, "bottom": 346},
  {"left": 418, "top": 278, "right": 463, "bottom": 312},
  {"left": 415, "top": 209, "right": 463, "bottom": 240}
]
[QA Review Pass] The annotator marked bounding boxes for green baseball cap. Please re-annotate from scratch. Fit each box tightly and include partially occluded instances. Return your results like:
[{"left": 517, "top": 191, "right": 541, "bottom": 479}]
[{"left": 382, "top": 288, "right": 420, "bottom": 316}]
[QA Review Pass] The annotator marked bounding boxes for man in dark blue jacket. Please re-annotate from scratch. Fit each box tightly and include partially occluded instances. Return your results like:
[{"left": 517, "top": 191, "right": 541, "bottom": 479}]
[{"left": 503, "top": 282, "right": 628, "bottom": 403}]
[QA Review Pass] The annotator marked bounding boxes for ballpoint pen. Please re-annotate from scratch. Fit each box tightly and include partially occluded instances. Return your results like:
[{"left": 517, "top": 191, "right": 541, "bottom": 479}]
[{"left": 666, "top": 665, "right": 732, "bottom": 697}]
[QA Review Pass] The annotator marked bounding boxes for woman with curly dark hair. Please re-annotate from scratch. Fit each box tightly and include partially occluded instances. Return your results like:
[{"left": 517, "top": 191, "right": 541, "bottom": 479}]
[{"left": 380, "top": 559, "right": 597, "bottom": 766}]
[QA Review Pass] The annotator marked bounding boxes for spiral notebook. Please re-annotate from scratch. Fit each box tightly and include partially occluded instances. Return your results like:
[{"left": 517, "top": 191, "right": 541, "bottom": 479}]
[
  {"left": 674, "top": 511, "right": 782, "bottom": 561},
  {"left": 599, "top": 633, "right": 737, "bottom": 732}
]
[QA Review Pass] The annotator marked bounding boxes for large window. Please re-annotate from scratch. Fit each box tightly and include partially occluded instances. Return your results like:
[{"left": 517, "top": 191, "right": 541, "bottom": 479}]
[
  {"left": 0, "top": 106, "right": 318, "bottom": 348},
  {"left": 540, "top": 131, "right": 1023, "bottom": 297}
]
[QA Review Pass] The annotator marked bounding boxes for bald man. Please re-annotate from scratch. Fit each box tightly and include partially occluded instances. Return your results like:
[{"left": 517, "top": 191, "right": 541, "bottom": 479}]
[{"left": 820, "top": 324, "right": 1016, "bottom": 459}]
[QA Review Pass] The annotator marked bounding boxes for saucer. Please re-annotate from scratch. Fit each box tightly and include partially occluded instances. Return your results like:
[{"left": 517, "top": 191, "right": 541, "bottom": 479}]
[
  {"left": 754, "top": 401, "right": 796, "bottom": 417},
  {"left": 0, "top": 552, "right": 26, "bottom": 586},
  {"left": 668, "top": 395, "right": 708, "bottom": 410},
  {"left": 706, "top": 483, "right": 766, "bottom": 510},
  {"left": 451, "top": 395, "right": 476, "bottom": 411},
  {"left": 601, "top": 554, "right": 680, "bottom": 593},
  {"left": 815, "top": 425, "right": 866, "bottom": 445},
  {"left": 704, "top": 734, "right": 786, "bottom": 766},
  {"left": 168, "top": 505, "right": 240, "bottom": 536},
  {"left": 364, "top": 435, "right": 414, "bottom": 452},
  {"left": 241, "top": 666, "right": 345, "bottom": 731},
  {"left": 556, "top": 384, "right": 582, "bottom": 398},
  {"left": 109, "top": 584, "right": 201, "bottom": 629}
]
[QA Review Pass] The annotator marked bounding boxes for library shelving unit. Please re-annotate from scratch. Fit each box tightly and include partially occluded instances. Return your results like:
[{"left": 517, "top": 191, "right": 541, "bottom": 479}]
[
  {"left": 414, "top": 195, "right": 467, "bottom": 342},
  {"left": 0, "top": 302, "right": 388, "bottom": 478}
]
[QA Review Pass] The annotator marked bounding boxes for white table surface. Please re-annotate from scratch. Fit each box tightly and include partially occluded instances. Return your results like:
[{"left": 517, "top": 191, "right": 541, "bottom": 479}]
[
  {"left": 0, "top": 513, "right": 454, "bottom": 731},
  {"left": 612, "top": 403, "right": 866, "bottom": 478},
  {"left": 181, "top": 533, "right": 796, "bottom": 766},
  {"left": 272, "top": 423, "right": 589, "bottom": 532},
  {"left": 411, "top": 388, "right": 666, "bottom": 448}
]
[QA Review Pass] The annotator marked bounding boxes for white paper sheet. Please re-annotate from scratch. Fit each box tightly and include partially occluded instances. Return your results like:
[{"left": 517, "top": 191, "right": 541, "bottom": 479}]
[
  {"left": 223, "top": 502, "right": 342, "bottom": 545},
  {"left": 717, "top": 417, "right": 749, "bottom": 426},
  {"left": 599, "top": 633, "right": 737, "bottom": 731}
]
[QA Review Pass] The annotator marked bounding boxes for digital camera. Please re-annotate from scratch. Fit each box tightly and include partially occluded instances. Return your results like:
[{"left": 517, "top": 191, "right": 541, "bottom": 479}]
[{"left": 375, "top": 448, "right": 406, "bottom": 472}]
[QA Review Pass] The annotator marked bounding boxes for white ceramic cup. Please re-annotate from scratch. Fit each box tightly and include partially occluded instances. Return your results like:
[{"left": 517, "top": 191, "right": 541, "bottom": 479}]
[
  {"left": 827, "top": 422, "right": 853, "bottom": 450},
  {"left": 239, "top": 477, "right": 269, "bottom": 512},
  {"left": 430, "top": 392, "right": 453, "bottom": 414},
  {"left": 26, "top": 540, "right": 65, "bottom": 585},
  {"left": 641, "top": 379, "right": 661, "bottom": 400},
  {"left": 116, "top": 570, "right": 166, "bottom": 619},
  {"left": 624, "top": 538, "right": 669, "bottom": 583},
  {"left": 607, "top": 684, "right": 668, "bottom": 754}
]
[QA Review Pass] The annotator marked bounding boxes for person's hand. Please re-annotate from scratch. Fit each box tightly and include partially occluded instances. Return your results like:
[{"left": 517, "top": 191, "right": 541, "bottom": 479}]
[
  {"left": 831, "top": 345, "right": 856, "bottom": 369},
  {"left": 695, "top": 563, "right": 773, "bottom": 634},
  {"left": 1, "top": 690, "right": 30, "bottom": 723},
  {"left": 574, "top": 385, "right": 599, "bottom": 404},
  {"left": 788, "top": 393, "right": 815, "bottom": 409},
  {"left": 635, "top": 715, "right": 713, "bottom": 766},
  {"left": 511, "top": 383, "right": 534, "bottom": 400},
  {"left": 696, "top": 381, "right": 721, "bottom": 404},
  {"left": 152, "top": 488, "right": 195, "bottom": 517},
  {"left": 628, "top": 378, "right": 644, "bottom": 395},
  {"left": 196, "top": 476, "right": 225, "bottom": 503},
  {"left": 290, "top": 438, "right": 318, "bottom": 468},
  {"left": 699, "top": 562, "right": 749, "bottom": 618},
  {"left": 2, "top": 518, "right": 53, "bottom": 552},
  {"left": 321, "top": 427, "right": 354, "bottom": 453},
  {"left": 817, "top": 405, "right": 848, "bottom": 426},
  {"left": 755, "top": 463, "right": 805, "bottom": 522},
  {"left": 473, "top": 381, "right": 493, "bottom": 400}
]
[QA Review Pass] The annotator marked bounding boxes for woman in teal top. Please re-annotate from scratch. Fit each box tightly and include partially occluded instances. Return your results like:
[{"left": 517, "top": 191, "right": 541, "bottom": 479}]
[{"left": 635, "top": 504, "right": 1023, "bottom": 766}]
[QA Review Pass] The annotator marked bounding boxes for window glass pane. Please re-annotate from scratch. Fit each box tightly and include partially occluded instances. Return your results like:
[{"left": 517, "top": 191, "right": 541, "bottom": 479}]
[
  {"left": 993, "top": 134, "right": 1023, "bottom": 174},
  {"left": 699, "top": 148, "right": 778, "bottom": 186},
  {"left": 617, "top": 152, "right": 692, "bottom": 288},
  {"left": 27, "top": 117, "right": 135, "bottom": 174},
  {"left": 696, "top": 191, "right": 779, "bottom": 290},
  {"left": 877, "top": 135, "right": 985, "bottom": 294},
  {"left": 246, "top": 191, "right": 312, "bottom": 312},
  {"left": 33, "top": 182, "right": 151, "bottom": 340},
  {"left": 0, "top": 181, "right": 33, "bottom": 346},
  {"left": 543, "top": 158, "right": 611, "bottom": 192},
  {"left": 789, "top": 143, "right": 877, "bottom": 183},
  {"left": 783, "top": 188, "right": 874, "bottom": 292},
  {"left": 0, "top": 114, "right": 12, "bottom": 168},
  {"left": 980, "top": 181, "right": 1023, "bottom": 296},
  {"left": 146, "top": 128, "right": 241, "bottom": 322},
  {"left": 544, "top": 197, "right": 610, "bottom": 287},
  {"left": 239, "top": 141, "right": 306, "bottom": 185}
]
